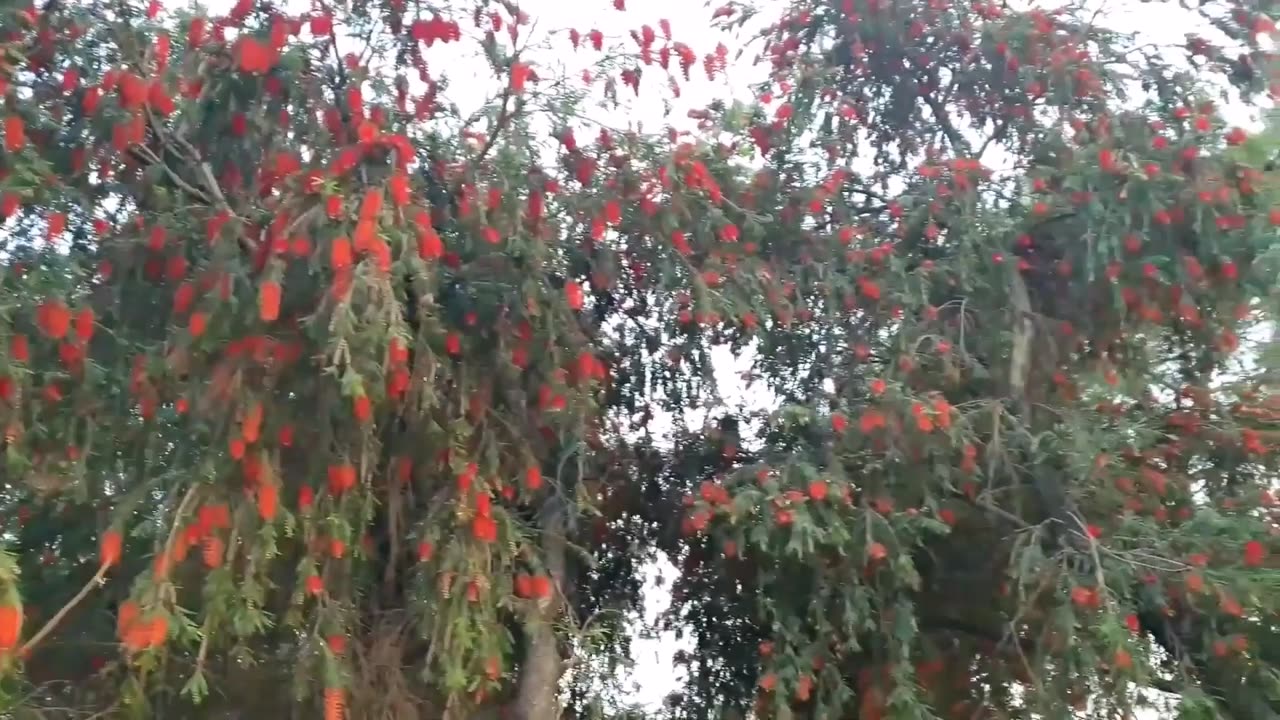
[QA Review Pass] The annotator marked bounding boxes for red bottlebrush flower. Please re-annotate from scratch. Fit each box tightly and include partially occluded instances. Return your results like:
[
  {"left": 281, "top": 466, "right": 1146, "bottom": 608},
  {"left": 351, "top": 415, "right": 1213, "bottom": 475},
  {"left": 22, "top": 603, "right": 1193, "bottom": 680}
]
[
  {"left": 1244, "top": 540, "right": 1266, "bottom": 567},
  {"left": 256, "top": 483, "right": 278, "bottom": 521},
  {"left": 258, "top": 280, "right": 281, "bottom": 322},
  {"left": 530, "top": 574, "right": 552, "bottom": 599},
  {"left": 353, "top": 394, "right": 372, "bottom": 422},
  {"left": 389, "top": 173, "right": 410, "bottom": 207},
  {"left": 189, "top": 312, "right": 208, "bottom": 338},
  {"left": 416, "top": 541, "right": 434, "bottom": 562},
  {"left": 47, "top": 212, "right": 66, "bottom": 240},
  {"left": 414, "top": 211, "right": 443, "bottom": 259},
  {"left": 99, "top": 529, "right": 123, "bottom": 568},
  {"left": 327, "top": 463, "right": 357, "bottom": 495},
  {"left": 36, "top": 300, "right": 71, "bottom": 339},
  {"left": 330, "top": 236, "right": 353, "bottom": 269},
  {"left": 310, "top": 13, "right": 333, "bottom": 35},
  {"left": 510, "top": 62, "right": 532, "bottom": 93},
  {"left": 472, "top": 514, "right": 498, "bottom": 543},
  {"left": 0, "top": 601, "right": 22, "bottom": 654},
  {"left": 74, "top": 308, "right": 94, "bottom": 343},
  {"left": 187, "top": 17, "right": 207, "bottom": 48},
  {"left": 565, "top": 280, "right": 584, "bottom": 311},
  {"left": 235, "top": 37, "right": 273, "bottom": 74},
  {"left": 3, "top": 115, "right": 24, "bottom": 153},
  {"left": 358, "top": 188, "right": 383, "bottom": 221},
  {"left": 298, "top": 485, "right": 315, "bottom": 511},
  {"left": 323, "top": 687, "right": 344, "bottom": 720}
]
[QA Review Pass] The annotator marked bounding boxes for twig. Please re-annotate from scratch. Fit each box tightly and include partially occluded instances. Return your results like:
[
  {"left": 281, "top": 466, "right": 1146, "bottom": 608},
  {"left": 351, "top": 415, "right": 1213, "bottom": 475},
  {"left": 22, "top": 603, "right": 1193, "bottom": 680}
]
[
  {"left": 128, "top": 145, "right": 213, "bottom": 206},
  {"left": 161, "top": 484, "right": 199, "bottom": 565},
  {"left": 192, "top": 614, "right": 213, "bottom": 678},
  {"left": 471, "top": 77, "right": 516, "bottom": 168},
  {"left": 19, "top": 562, "right": 110, "bottom": 656},
  {"left": 963, "top": 492, "right": 1032, "bottom": 529},
  {"left": 976, "top": 115, "right": 1014, "bottom": 158},
  {"left": 1070, "top": 511, "right": 1115, "bottom": 612},
  {"left": 470, "top": 19, "right": 543, "bottom": 168},
  {"left": 136, "top": 111, "right": 253, "bottom": 252},
  {"left": 151, "top": 114, "right": 235, "bottom": 215},
  {"left": 155, "top": 484, "right": 200, "bottom": 605}
]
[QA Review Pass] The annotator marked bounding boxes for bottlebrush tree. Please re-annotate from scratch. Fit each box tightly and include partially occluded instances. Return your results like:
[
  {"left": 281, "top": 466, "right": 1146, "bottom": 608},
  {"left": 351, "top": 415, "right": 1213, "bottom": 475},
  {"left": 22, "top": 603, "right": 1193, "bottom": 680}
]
[
  {"left": 658, "top": 2, "right": 1280, "bottom": 719},
  {"left": 0, "top": 0, "right": 1278, "bottom": 719}
]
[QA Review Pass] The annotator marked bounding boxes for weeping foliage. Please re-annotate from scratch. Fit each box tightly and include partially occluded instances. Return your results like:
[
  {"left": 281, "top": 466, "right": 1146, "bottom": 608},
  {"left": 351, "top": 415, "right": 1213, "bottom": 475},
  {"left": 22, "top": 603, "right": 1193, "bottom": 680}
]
[{"left": 0, "top": 0, "right": 1276, "bottom": 719}]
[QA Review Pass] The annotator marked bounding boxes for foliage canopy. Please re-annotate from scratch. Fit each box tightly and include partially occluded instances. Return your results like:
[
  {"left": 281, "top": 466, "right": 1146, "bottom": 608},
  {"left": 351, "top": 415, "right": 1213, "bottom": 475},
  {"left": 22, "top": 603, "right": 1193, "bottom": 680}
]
[{"left": 0, "top": 0, "right": 1277, "bottom": 718}]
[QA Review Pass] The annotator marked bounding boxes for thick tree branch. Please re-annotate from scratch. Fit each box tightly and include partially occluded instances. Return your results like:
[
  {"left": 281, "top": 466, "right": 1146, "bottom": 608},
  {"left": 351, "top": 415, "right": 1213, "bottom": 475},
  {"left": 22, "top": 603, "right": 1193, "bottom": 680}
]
[
  {"left": 510, "top": 502, "right": 569, "bottom": 720},
  {"left": 920, "top": 91, "right": 971, "bottom": 156},
  {"left": 1140, "top": 609, "right": 1280, "bottom": 720}
]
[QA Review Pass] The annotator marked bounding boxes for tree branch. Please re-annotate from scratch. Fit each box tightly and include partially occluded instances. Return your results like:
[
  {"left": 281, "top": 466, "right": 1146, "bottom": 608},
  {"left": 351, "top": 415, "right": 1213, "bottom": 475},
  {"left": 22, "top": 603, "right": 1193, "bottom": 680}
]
[
  {"left": 976, "top": 116, "right": 1014, "bottom": 158},
  {"left": 19, "top": 562, "right": 109, "bottom": 657},
  {"left": 920, "top": 91, "right": 971, "bottom": 156},
  {"left": 1140, "top": 608, "right": 1280, "bottom": 720}
]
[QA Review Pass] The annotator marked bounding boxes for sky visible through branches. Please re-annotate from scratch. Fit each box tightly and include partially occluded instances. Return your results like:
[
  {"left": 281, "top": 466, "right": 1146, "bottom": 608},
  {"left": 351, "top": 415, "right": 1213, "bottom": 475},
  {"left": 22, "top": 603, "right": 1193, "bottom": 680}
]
[{"left": 184, "top": 0, "right": 1276, "bottom": 711}]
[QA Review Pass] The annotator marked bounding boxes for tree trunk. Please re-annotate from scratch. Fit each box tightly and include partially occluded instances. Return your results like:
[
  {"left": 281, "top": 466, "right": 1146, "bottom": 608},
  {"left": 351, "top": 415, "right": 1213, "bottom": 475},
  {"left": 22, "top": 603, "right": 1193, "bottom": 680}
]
[{"left": 510, "top": 504, "right": 568, "bottom": 720}]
